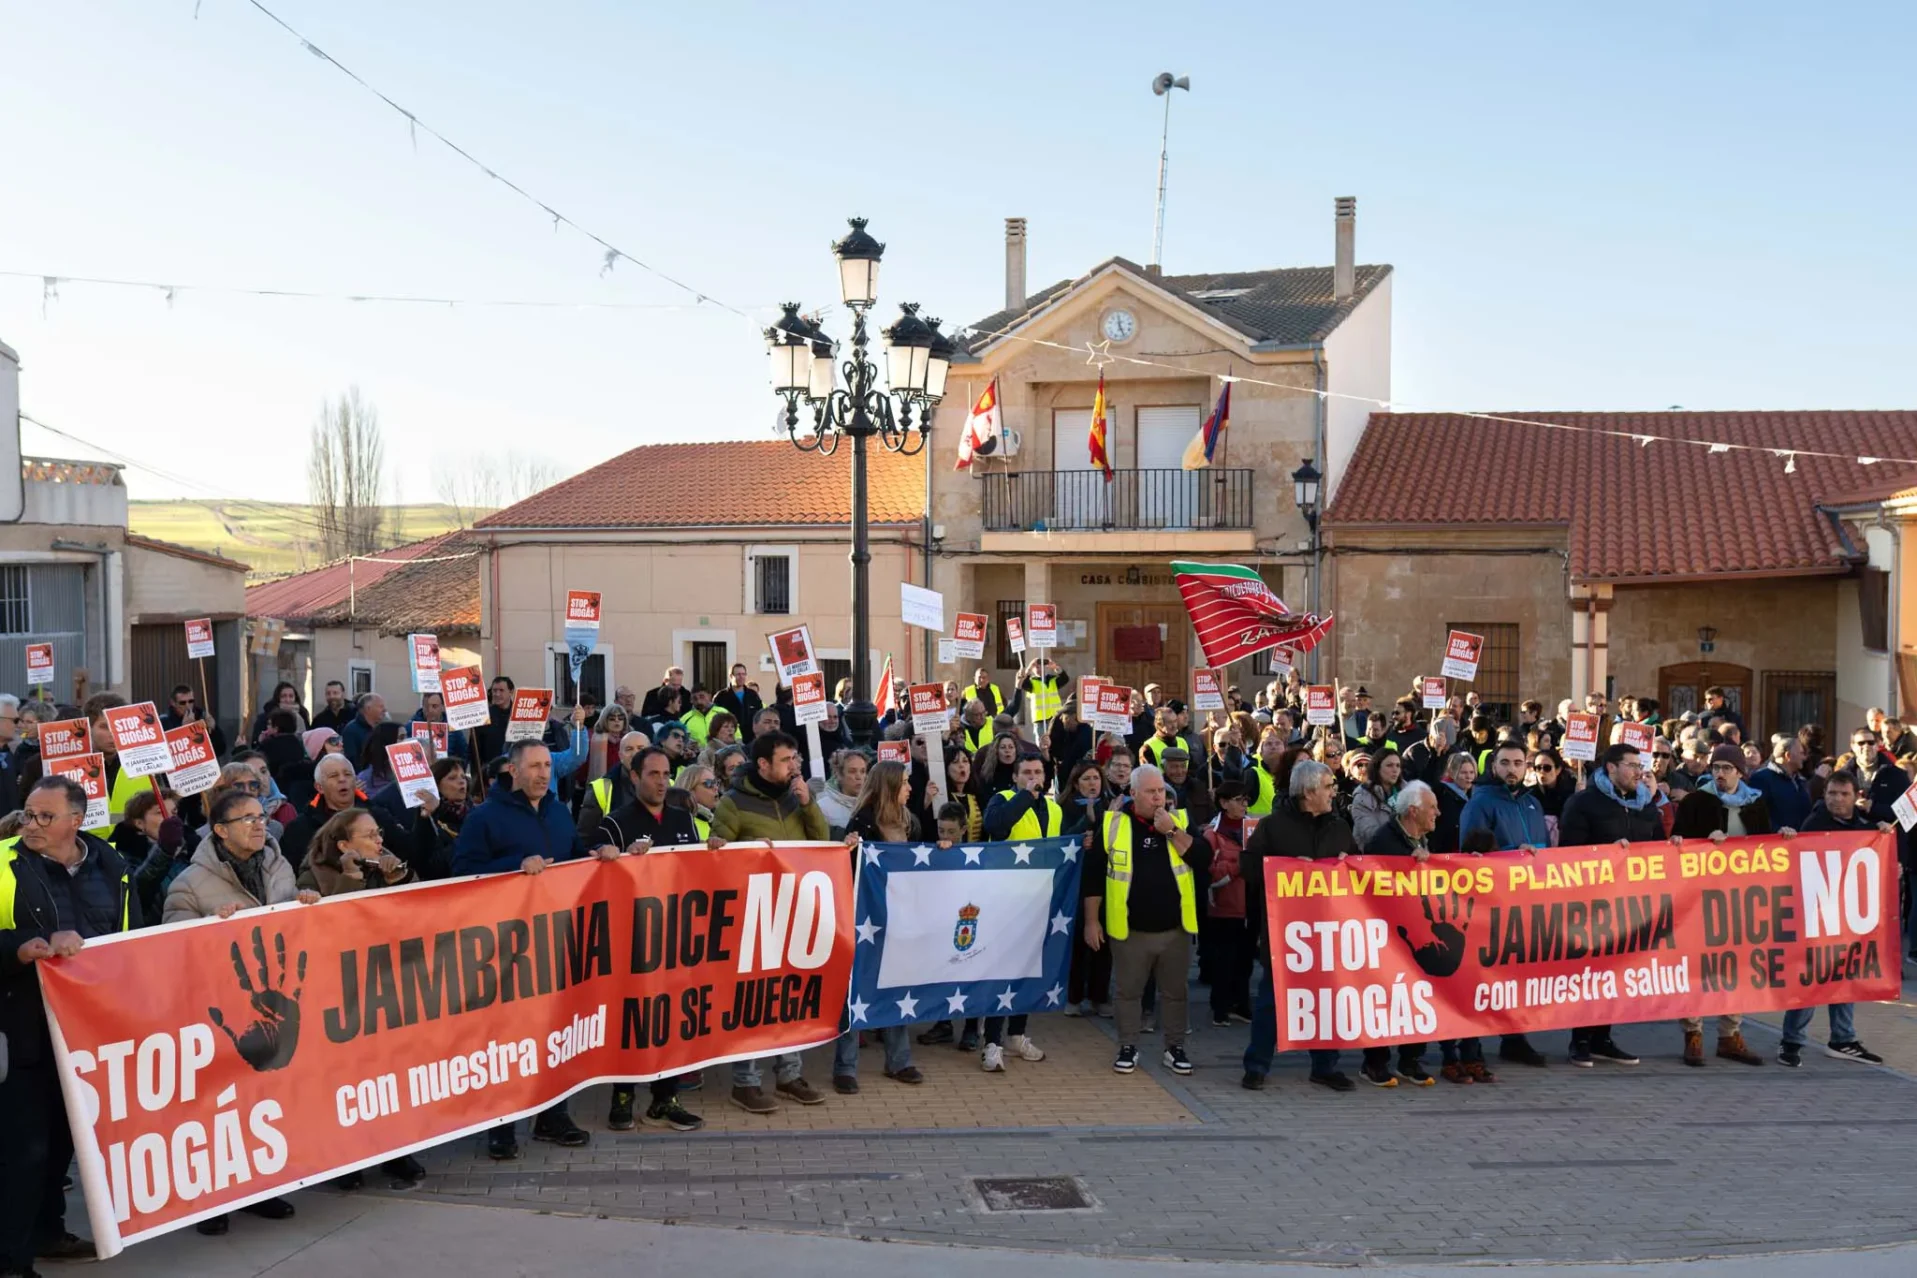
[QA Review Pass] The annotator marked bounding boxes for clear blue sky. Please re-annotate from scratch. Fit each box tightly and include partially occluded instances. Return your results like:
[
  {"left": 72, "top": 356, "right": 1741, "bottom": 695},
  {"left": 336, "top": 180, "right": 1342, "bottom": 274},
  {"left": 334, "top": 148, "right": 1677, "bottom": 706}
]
[{"left": 2, "top": 1, "right": 1911, "bottom": 501}]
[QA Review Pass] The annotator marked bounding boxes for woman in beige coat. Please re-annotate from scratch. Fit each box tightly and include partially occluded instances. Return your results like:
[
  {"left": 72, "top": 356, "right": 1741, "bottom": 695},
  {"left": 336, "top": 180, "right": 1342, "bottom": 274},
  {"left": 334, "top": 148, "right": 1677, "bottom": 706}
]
[
  {"left": 160, "top": 790, "right": 317, "bottom": 1234},
  {"left": 296, "top": 807, "right": 415, "bottom": 895}
]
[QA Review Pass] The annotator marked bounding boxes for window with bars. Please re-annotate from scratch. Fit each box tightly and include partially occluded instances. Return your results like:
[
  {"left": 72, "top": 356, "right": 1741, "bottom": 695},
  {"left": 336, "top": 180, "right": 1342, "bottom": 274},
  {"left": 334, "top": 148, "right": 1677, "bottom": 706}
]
[
  {"left": 753, "top": 555, "right": 792, "bottom": 614},
  {"left": 995, "top": 599, "right": 1025, "bottom": 669},
  {"left": 1762, "top": 670, "right": 1835, "bottom": 741},
  {"left": 0, "top": 566, "right": 28, "bottom": 635},
  {"left": 1446, "top": 621, "right": 1520, "bottom": 723}
]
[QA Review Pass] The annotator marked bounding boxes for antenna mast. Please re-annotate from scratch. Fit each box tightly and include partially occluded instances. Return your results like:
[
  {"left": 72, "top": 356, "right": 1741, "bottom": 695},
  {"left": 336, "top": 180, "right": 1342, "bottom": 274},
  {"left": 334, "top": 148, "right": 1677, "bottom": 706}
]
[{"left": 1150, "top": 72, "right": 1190, "bottom": 270}]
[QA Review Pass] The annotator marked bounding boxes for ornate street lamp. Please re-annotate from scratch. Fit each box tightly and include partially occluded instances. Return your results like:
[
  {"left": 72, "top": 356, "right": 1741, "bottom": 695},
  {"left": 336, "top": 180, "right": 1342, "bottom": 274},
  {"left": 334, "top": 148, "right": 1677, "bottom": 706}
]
[
  {"left": 767, "top": 217, "right": 947, "bottom": 746},
  {"left": 1292, "top": 459, "right": 1324, "bottom": 678}
]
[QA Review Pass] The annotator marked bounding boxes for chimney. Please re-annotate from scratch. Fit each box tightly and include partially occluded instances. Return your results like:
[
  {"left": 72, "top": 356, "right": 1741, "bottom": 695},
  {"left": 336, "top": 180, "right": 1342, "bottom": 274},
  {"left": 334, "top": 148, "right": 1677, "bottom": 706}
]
[
  {"left": 1004, "top": 217, "right": 1028, "bottom": 311},
  {"left": 1333, "top": 196, "right": 1356, "bottom": 301}
]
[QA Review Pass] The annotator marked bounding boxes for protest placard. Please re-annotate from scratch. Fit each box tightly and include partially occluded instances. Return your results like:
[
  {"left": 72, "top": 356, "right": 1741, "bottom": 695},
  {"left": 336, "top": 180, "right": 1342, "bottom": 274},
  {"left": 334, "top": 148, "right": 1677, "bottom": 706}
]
[
  {"left": 909, "top": 683, "right": 949, "bottom": 735},
  {"left": 1094, "top": 683, "right": 1133, "bottom": 735},
  {"left": 1027, "top": 604, "right": 1057, "bottom": 649},
  {"left": 953, "top": 612, "right": 988, "bottom": 660},
  {"left": 507, "top": 689, "right": 553, "bottom": 743},
  {"left": 52, "top": 754, "right": 108, "bottom": 827},
  {"left": 25, "top": 642, "right": 53, "bottom": 686},
  {"left": 792, "top": 672, "right": 827, "bottom": 726},
  {"left": 1420, "top": 676, "right": 1447, "bottom": 710},
  {"left": 769, "top": 625, "right": 820, "bottom": 684},
  {"left": 410, "top": 721, "right": 448, "bottom": 757},
  {"left": 1005, "top": 616, "right": 1026, "bottom": 655},
  {"left": 1561, "top": 712, "right": 1601, "bottom": 762},
  {"left": 1441, "top": 630, "right": 1484, "bottom": 681},
  {"left": 386, "top": 739, "right": 439, "bottom": 808},
  {"left": 39, "top": 718, "right": 90, "bottom": 762},
  {"left": 163, "top": 721, "right": 220, "bottom": 797},
  {"left": 1304, "top": 685, "right": 1337, "bottom": 727},
  {"left": 901, "top": 582, "right": 944, "bottom": 631},
  {"left": 1191, "top": 668, "right": 1224, "bottom": 712},
  {"left": 440, "top": 665, "right": 490, "bottom": 730},
  {"left": 409, "top": 634, "right": 442, "bottom": 694},
  {"left": 103, "top": 702, "right": 171, "bottom": 777},
  {"left": 183, "top": 618, "right": 216, "bottom": 660},
  {"left": 1618, "top": 722, "right": 1655, "bottom": 756}
]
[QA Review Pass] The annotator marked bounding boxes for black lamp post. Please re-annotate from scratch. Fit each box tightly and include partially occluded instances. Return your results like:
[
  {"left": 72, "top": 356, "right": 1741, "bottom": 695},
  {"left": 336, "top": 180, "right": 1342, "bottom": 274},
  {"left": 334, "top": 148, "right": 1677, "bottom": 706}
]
[
  {"left": 1291, "top": 459, "right": 1323, "bottom": 679},
  {"left": 767, "top": 217, "right": 950, "bottom": 747}
]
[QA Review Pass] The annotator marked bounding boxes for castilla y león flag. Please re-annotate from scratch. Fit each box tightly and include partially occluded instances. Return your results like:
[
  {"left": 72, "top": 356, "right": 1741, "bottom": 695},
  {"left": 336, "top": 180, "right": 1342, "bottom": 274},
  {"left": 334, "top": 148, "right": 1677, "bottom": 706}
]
[{"left": 1172, "top": 561, "right": 1333, "bottom": 667}]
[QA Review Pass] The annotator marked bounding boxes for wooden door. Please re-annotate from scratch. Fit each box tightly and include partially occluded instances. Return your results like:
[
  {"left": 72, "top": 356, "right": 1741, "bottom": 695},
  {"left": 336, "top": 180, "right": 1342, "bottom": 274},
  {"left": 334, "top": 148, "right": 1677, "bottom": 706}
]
[
  {"left": 1096, "top": 602, "right": 1189, "bottom": 701},
  {"left": 1658, "top": 662, "right": 1752, "bottom": 731}
]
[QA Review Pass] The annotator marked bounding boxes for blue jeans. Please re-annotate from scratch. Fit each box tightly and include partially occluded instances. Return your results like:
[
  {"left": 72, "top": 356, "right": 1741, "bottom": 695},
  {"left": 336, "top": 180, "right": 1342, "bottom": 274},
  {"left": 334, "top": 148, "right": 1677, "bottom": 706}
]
[
  {"left": 1243, "top": 959, "right": 1338, "bottom": 1078},
  {"left": 833, "top": 1026, "right": 911, "bottom": 1077},
  {"left": 732, "top": 1053, "right": 803, "bottom": 1088},
  {"left": 1780, "top": 1003, "right": 1856, "bottom": 1048}
]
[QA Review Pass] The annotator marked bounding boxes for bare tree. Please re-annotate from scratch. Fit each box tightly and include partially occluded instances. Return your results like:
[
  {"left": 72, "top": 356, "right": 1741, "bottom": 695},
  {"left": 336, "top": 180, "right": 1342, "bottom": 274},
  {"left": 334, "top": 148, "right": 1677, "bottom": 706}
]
[
  {"left": 435, "top": 452, "right": 562, "bottom": 527},
  {"left": 308, "top": 387, "right": 388, "bottom": 558}
]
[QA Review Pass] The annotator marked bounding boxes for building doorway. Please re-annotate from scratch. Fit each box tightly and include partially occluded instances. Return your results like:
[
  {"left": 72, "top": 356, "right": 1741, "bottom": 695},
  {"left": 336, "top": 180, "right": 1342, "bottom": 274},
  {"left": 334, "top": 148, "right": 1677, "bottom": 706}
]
[
  {"left": 1659, "top": 662, "right": 1751, "bottom": 731},
  {"left": 1096, "top": 602, "right": 1189, "bottom": 702}
]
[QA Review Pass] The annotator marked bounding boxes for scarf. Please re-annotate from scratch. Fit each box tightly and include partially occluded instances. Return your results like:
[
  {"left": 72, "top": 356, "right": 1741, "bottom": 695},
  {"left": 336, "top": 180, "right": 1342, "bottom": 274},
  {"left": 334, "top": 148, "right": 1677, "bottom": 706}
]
[
  {"left": 1713, "top": 779, "right": 1762, "bottom": 809},
  {"left": 216, "top": 838, "right": 268, "bottom": 904},
  {"left": 1593, "top": 770, "right": 1655, "bottom": 811}
]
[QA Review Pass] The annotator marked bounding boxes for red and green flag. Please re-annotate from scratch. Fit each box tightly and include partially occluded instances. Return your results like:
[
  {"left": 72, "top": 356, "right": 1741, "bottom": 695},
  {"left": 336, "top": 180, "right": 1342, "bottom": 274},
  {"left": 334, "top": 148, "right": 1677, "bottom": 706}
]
[{"left": 1172, "top": 561, "right": 1333, "bottom": 667}]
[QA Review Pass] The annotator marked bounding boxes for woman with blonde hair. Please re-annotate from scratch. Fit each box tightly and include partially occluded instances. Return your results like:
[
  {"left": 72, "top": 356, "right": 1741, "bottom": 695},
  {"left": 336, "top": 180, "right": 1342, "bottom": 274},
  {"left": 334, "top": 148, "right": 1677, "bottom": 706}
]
[{"left": 589, "top": 704, "right": 632, "bottom": 783}]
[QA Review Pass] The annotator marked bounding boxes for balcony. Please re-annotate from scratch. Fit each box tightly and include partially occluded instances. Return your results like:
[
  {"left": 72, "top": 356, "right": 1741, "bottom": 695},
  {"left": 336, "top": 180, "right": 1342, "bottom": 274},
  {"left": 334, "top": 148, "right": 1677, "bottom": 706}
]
[{"left": 978, "top": 468, "right": 1258, "bottom": 555}]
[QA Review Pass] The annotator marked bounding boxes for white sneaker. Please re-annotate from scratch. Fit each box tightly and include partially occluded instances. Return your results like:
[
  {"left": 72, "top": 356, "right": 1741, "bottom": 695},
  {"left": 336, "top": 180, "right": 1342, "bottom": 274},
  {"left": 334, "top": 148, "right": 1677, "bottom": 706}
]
[
  {"left": 1060, "top": 1002, "right": 1083, "bottom": 1018},
  {"left": 1007, "top": 1034, "right": 1045, "bottom": 1062},
  {"left": 981, "top": 1042, "right": 1005, "bottom": 1072}
]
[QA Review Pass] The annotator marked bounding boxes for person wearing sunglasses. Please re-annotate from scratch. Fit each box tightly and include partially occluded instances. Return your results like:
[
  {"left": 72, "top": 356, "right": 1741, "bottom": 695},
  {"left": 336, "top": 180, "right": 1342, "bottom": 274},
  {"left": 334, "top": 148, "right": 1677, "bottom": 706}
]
[{"left": 1525, "top": 747, "right": 1576, "bottom": 819}]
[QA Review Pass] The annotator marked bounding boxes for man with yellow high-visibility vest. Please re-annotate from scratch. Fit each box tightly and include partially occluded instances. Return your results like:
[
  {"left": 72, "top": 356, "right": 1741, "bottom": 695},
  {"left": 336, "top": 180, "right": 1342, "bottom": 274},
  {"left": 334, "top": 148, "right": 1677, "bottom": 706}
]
[
  {"left": 576, "top": 730, "right": 650, "bottom": 841},
  {"left": 958, "top": 668, "right": 1006, "bottom": 719},
  {"left": 958, "top": 699, "right": 995, "bottom": 756},
  {"left": 1082, "top": 764, "right": 1198, "bottom": 1078},
  {"left": 984, "top": 755, "right": 1062, "bottom": 840},
  {"left": 1015, "top": 657, "right": 1067, "bottom": 734},
  {"left": 1238, "top": 727, "right": 1288, "bottom": 818},
  {"left": 0, "top": 776, "right": 143, "bottom": 1269}
]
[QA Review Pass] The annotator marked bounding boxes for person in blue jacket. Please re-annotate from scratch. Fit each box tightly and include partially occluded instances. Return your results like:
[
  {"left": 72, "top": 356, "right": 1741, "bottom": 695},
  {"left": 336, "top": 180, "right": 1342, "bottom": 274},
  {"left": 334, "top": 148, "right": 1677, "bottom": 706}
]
[
  {"left": 1458, "top": 740, "right": 1553, "bottom": 1069},
  {"left": 453, "top": 738, "right": 621, "bottom": 1159}
]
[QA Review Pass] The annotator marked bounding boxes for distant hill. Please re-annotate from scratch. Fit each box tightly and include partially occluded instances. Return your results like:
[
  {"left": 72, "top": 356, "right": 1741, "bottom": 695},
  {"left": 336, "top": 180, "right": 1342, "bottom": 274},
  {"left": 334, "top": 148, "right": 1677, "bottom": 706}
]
[{"left": 129, "top": 501, "right": 485, "bottom": 580}]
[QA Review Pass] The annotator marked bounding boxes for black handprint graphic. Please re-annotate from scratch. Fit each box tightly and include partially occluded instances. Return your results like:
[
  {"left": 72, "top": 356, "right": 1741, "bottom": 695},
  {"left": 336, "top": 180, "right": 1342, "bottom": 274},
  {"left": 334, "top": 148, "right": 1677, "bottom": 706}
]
[
  {"left": 209, "top": 926, "right": 307, "bottom": 1072},
  {"left": 1397, "top": 891, "right": 1474, "bottom": 978}
]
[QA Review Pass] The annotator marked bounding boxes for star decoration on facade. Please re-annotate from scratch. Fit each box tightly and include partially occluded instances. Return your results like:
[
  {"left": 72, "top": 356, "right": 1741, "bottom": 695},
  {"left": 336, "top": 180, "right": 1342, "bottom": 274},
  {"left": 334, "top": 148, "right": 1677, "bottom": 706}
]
[
  {"left": 996, "top": 986, "right": 1019, "bottom": 1011},
  {"left": 961, "top": 845, "right": 984, "bottom": 865},
  {"left": 896, "top": 992, "right": 920, "bottom": 1019},
  {"left": 1049, "top": 910, "right": 1073, "bottom": 936},
  {"left": 1011, "top": 843, "right": 1035, "bottom": 864},
  {"left": 848, "top": 995, "right": 870, "bottom": 1024},
  {"left": 945, "top": 988, "right": 968, "bottom": 1014},
  {"left": 1084, "top": 339, "right": 1114, "bottom": 368},
  {"left": 855, "top": 918, "right": 882, "bottom": 945},
  {"left": 911, "top": 845, "right": 934, "bottom": 866}
]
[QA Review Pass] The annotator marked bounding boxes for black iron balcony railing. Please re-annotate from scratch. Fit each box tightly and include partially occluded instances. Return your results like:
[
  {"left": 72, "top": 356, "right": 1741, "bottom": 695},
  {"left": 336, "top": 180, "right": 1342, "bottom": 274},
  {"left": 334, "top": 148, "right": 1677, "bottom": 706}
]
[{"left": 981, "top": 468, "right": 1255, "bottom": 533}]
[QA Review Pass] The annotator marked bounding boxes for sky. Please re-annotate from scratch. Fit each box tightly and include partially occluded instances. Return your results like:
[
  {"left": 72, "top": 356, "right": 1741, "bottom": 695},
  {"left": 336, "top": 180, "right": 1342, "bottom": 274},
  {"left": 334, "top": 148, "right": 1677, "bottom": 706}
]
[{"left": 2, "top": 1, "right": 1912, "bottom": 502}]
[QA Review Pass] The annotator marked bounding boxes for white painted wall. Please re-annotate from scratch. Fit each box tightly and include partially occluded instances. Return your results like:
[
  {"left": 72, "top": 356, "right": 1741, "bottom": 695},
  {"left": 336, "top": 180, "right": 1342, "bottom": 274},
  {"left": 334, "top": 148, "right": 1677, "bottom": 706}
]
[{"left": 1320, "top": 273, "right": 1393, "bottom": 504}]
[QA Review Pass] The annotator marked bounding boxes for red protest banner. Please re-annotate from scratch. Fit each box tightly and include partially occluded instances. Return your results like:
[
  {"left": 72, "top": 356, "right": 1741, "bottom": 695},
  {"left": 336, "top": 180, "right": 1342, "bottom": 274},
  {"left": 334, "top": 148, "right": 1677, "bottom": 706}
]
[
  {"left": 506, "top": 689, "right": 554, "bottom": 743},
  {"left": 183, "top": 619, "right": 216, "bottom": 660},
  {"left": 952, "top": 612, "right": 989, "bottom": 660},
  {"left": 564, "top": 591, "right": 601, "bottom": 625},
  {"left": 1190, "top": 668, "right": 1224, "bottom": 712},
  {"left": 1618, "top": 722, "right": 1655, "bottom": 755},
  {"left": 908, "top": 683, "right": 948, "bottom": 735},
  {"left": 410, "top": 722, "right": 449, "bottom": 757},
  {"left": 1419, "top": 676, "right": 1446, "bottom": 710},
  {"left": 440, "top": 665, "right": 489, "bottom": 730},
  {"left": 103, "top": 702, "right": 170, "bottom": 777},
  {"left": 163, "top": 722, "right": 220, "bottom": 797},
  {"left": 39, "top": 718, "right": 92, "bottom": 762},
  {"left": 26, "top": 641, "right": 55, "bottom": 686},
  {"left": 1304, "top": 685, "right": 1336, "bottom": 726},
  {"left": 1027, "top": 604, "right": 1057, "bottom": 649},
  {"left": 1440, "top": 630, "right": 1484, "bottom": 681},
  {"left": 41, "top": 844, "right": 856, "bottom": 1256},
  {"left": 1267, "top": 833, "right": 1899, "bottom": 1051},
  {"left": 1561, "top": 712, "right": 1601, "bottom": 762},
  {"left": 876, "top": 740, "right": 910, "bottom": 765},
  {"left": 791, "top": 672, "right": 827, "bottom": 726}
]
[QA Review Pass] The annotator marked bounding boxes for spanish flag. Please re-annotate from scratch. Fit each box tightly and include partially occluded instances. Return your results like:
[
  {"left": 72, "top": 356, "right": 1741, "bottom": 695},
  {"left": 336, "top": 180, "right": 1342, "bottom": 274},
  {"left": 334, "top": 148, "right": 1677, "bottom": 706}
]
[
  {"left": 1181, "top": 380, "right": 1231, "bottom": 470},
  {"left": 1088, "top": 372, "right": 1114, "bottom": 482}
]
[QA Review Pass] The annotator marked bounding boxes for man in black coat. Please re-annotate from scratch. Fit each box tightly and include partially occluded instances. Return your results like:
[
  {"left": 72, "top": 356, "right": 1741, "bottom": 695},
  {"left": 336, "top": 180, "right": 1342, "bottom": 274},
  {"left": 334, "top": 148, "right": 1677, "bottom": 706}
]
[
  {"left": 1556, "top": 743, "right": 1664, "bottom": 1066},
  {"left": 158, "top": 684, "right": 231, "bottom": 760},
  {"left": 1240, "top": 759, "right": 1359, "bottom": 1092},
  {"left": 0, "top": 777, "right": 144, "bottom": 1269},
  {"left": 713, "top": 662, "right": 764, "bottom": 734}
]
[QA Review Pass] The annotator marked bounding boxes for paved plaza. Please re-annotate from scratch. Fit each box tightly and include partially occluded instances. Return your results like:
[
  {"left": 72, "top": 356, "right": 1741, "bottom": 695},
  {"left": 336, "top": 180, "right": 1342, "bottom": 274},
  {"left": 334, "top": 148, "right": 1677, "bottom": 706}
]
[{"left": 98, "top": 958, "right": 1917, "bottom": 1273}]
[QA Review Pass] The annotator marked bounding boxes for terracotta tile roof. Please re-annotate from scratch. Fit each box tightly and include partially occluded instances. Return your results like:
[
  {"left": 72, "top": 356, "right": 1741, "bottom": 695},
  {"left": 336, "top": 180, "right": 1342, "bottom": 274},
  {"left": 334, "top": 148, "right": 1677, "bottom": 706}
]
[
  {"left": 305, "top": 536, "right": 481, "bottom": 636},
  {"left": 245, "top": 534, "right": 457, "bottom": 623},
  {"left": 476, "top": 440, "right": 926, "bottom": 530},
  {"left": 125, "top": 533, "right": 250, "bottom": 573},
  {"left": 963, "top": 257, "right": 1391, "bottom": 354},
  {"left": 1327, "top": 410, "right": 1917, "bottom": 581}
]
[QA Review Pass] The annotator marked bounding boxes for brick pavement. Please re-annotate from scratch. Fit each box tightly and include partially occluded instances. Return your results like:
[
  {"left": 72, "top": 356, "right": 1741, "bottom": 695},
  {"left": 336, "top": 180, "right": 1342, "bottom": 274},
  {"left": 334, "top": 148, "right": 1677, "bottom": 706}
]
[{"left": 368, "top": 957, "right": 1917, "bottom": 1265}]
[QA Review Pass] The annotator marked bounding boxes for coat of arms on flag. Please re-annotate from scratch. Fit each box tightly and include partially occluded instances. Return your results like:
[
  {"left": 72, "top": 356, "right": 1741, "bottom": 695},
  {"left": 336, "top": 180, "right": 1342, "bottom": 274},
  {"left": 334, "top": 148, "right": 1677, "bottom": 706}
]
[
  {"left": 849, "top": 837, "right": 1082, "bottom": 1029},
  {"left": 955, "top": 378, "right": 1002, "bottom": 470}
]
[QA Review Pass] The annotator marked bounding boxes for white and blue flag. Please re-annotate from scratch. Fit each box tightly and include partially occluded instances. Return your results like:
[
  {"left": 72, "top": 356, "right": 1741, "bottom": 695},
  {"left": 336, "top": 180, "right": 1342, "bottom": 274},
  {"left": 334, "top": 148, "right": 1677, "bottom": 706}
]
[{"left": 848, "top": 836, "right": 1083, "bottom": 1029}]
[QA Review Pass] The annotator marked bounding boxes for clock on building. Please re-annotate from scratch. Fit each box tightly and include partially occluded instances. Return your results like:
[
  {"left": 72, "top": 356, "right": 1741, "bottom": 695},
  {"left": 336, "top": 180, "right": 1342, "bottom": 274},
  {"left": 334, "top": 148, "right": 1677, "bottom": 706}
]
[{"left": 1101, "top": 309, "right": 1137, "bottom": 344}]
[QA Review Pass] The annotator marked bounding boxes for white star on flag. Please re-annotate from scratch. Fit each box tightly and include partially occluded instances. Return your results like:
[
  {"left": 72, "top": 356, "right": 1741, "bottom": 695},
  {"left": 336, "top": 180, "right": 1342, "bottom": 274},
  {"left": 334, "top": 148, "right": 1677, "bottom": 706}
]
[
  {"left": 945, "top": 988, "right": 968, "bottom": 1014},
  {"left": 996, "top": 986, "right": 1018, "bottom": 1011},
  {"left": 1044, "top": 984, "right": 1065, "bottom": 1006},
  {"left": 848, "top": 995, "right": 870, "bottom": 1024},
  {"left": 1050, "top": 910, "right": 1073, "bottom": 936},
  {"left": 863, "top": 844, "right": 882, "bottom": 867},
  {"left": 896, "top": 992, "right": 920, "bottom": 1019},
  {"left": 1011, "top": 844, "right": 1035, "bottom": 864},
  {"left": 855, "top": 918, "right": 882, "bottom": 945},
  {"left": 961, "top": 845, "right": 984, "bottom": 865},
  {"left": 911, "top": 845, "right": 934, "bottom": 866},
  {"left": 1061, "top": 838, "right": 1080, "bottom": 862}
]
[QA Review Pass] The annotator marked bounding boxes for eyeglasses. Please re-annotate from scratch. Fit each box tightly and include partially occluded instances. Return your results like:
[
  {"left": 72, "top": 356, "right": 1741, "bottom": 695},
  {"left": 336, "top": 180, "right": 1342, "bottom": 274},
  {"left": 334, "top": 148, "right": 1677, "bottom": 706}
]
[
  {"left": 218, "top": 813, "right": 267, "bottom": 827},
  {"left": 1533, "top": 762, "right": 1557, "bottom": 773},
  {"left": 1653, "top": 751, "right": 1674, "bottom": 760},
  {"left": 22, "top": 809, "right": 70, "bottom": 826}
]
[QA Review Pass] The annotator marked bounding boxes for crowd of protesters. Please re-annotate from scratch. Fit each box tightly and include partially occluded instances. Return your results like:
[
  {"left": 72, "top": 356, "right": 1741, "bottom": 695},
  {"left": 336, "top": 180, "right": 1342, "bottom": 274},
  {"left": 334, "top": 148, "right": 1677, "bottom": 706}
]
[{"left": 0, "top": 656, "right": 1909, "bottom": 1268}]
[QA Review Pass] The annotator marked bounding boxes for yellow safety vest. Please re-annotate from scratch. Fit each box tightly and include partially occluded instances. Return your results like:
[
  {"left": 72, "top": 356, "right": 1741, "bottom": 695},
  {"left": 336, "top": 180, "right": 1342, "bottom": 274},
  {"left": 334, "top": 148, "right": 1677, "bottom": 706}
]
[
  {"left": 85, "top": 764, "right": 150, "bottom": 838},
  {"left": 694, "top": 814, "right": 711, "bottom": 842},
  {"left": 960, "top": 684, "right": 1006, "bottom": 717},
  {"left": 0, "top": 836, "right": 130, "bottom": 931},
  {"left": 682, "top": 706, "right": 722, "bottom": 746},
  {"left": 993, "top": 789, "right": 1062, "bottom": 840},
  {"left": 1099, "top": 808, "right": 1194, "bottom": 940},
  {"left": 1247, "top": 762, "right": 1278, "bottom": 817},
  {"left": 1138, "top": 735, "right": 1182, "bottom": 768},
  {"left": 589, "top": 776, "right": 614, "bottom": 817},
  {"left": 963, "top": 722, "right": 994, "bottom": 754},
  {"left": 1028, "top": 675, "right": 1062, "bottom": 724}
]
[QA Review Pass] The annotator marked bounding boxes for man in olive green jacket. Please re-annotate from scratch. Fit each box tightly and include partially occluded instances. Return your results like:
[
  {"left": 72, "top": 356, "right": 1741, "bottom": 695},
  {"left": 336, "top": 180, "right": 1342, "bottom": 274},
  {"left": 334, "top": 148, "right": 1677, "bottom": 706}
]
[{"left": 709, "top": 731, "right": 829, "bottom": 845}]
